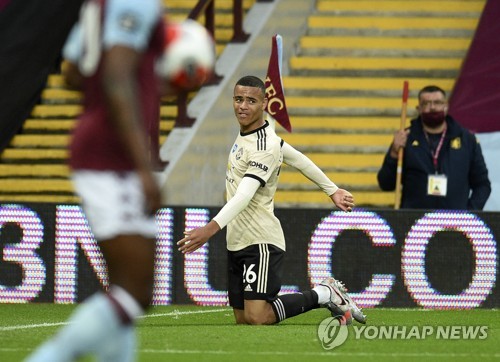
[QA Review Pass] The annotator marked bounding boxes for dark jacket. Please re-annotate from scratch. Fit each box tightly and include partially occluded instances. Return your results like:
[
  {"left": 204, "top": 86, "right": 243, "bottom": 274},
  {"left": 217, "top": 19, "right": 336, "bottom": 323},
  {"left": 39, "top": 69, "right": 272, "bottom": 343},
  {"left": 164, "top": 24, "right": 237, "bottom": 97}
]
[{"left": 377, "top": 115, "right": 491, "bottom": 210}]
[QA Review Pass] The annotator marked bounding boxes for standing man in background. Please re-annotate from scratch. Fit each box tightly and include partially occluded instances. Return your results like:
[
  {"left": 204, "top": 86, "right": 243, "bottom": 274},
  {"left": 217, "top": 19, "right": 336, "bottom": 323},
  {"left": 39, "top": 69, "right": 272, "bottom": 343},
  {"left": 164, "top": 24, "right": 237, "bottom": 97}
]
[
  {"left": 27, "top": 0, "right": 164, "bottom": 360},
  {"left": 378, "top": 85, "right": 491, "bottom": 210}
]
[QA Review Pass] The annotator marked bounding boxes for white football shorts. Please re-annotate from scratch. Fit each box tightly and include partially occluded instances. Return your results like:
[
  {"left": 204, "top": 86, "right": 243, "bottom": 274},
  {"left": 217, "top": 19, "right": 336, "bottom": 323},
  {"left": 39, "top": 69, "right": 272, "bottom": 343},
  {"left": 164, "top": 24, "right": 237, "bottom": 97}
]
[{"left": 72, "top": 170, "right": 157, "bottom": 241}]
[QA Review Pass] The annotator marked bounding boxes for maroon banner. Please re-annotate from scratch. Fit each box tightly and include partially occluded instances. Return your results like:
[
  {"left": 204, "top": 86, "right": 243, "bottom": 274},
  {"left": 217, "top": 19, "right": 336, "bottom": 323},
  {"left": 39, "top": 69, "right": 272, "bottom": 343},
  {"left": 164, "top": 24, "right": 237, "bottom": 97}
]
[
  {"left": 264, "top": 34, "right": 292, "bottom": 133},
  {"left": 0, "top": 0, "right": 11, "bottom": 11},
  {"left": 448, "top": 0, "right": 500, "bottom": 133}
]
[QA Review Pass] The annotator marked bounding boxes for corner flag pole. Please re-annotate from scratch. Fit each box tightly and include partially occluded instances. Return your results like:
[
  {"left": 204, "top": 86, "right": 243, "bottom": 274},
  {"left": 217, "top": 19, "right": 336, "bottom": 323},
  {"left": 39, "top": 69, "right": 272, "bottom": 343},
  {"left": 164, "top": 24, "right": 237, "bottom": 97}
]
[{"left": 395, "top": 80, "right": 409, "bottom": 210}]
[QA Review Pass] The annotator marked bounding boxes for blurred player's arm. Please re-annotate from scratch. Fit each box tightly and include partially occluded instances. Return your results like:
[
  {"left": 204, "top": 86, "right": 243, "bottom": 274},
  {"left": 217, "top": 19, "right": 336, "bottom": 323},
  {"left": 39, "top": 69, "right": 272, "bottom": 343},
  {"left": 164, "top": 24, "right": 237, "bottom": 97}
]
[
  {"left": 178, "top": 177, "right": 261, "bottom": 254},
  {"left": 101, "top": 45, "right": 161, "bottom": 214},
  {"left": 62, "top": 61, "right": 84, "bottom": 90},
  {"left": 282, "top": 141, "right": 353, "bottom": 211},
  {"left": 61, "top": 24, "right": 84, "bottom": 90}
]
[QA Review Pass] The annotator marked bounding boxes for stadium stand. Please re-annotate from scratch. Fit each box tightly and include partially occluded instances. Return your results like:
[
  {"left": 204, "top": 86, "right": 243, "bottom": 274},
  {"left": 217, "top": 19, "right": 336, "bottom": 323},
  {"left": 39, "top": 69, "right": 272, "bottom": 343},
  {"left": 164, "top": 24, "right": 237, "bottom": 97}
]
[
  {"left": 0, "top": 0, "right": 256, "bottom": 204},
  {"left": 0, "top": 0, "right": 486, "bottom": 208},
  {"left": 274, "top": 0, "right": 486, "bottom": 207}
]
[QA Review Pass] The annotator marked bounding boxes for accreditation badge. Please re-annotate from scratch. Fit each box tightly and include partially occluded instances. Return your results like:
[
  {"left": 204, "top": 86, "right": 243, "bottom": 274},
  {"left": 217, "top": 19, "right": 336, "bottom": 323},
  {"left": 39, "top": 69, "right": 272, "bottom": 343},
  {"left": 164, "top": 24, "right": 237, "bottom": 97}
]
[{"left": 427, "top": 174, "right": 448, "bottom": 197}]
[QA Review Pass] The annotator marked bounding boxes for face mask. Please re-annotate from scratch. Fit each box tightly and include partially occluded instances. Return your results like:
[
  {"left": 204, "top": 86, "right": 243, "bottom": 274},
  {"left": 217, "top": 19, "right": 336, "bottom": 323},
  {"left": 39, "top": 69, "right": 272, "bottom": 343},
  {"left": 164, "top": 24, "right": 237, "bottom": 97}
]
[{"left": 421, "top": 110, "right": 446, "bottom": 129}]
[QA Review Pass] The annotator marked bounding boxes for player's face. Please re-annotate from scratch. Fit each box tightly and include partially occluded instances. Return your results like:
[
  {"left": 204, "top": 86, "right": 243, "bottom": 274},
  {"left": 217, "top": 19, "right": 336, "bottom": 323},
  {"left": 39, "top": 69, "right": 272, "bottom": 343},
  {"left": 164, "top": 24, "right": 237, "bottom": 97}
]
[{"left": 233, "top": 85, "right": 268, "bottom": 133}]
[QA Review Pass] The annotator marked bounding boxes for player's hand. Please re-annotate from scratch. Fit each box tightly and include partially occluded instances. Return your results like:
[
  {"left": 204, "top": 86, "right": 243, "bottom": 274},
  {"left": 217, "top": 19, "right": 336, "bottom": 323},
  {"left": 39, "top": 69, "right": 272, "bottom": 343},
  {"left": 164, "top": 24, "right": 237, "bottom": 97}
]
[
  {"left": 177, "top": 228, "right": 209, "bottom": 254},
  {"left": 331, "top": 189, "right": 354, "bottom": 212},
  {"left": 390, "top": 129, "right": 410, "bottom": 158},
  {"left": 177, "top": 220, "right": 221, "bottom": 254}
]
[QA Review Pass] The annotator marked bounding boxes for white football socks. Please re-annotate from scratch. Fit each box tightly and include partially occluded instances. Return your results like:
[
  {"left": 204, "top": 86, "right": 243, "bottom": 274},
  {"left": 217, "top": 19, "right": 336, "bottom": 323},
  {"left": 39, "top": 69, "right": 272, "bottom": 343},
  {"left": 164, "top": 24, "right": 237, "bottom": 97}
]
[
  {"left": 312, "top": 284, "right": 333, "bottom": 305},
  {"left": 26, "top": 287, "right": 143, "bottom": 362},
  {"left": 97, "top": 324, "right": 136, "bottom": 362}
]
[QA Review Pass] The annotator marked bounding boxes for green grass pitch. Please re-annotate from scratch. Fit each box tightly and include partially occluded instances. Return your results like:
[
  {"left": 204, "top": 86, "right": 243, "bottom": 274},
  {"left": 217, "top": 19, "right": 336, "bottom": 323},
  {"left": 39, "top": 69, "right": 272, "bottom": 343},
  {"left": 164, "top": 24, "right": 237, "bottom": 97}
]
[{"left": 0, "top": 304, "right": 498, "bottom": 361}]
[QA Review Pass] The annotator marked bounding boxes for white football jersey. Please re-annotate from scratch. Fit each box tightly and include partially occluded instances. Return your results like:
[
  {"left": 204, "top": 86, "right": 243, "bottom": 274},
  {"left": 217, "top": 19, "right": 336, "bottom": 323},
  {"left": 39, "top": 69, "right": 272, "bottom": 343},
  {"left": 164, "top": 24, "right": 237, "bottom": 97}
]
[{"left": 225, "top": 121, "right": 286, "bottom": 252}]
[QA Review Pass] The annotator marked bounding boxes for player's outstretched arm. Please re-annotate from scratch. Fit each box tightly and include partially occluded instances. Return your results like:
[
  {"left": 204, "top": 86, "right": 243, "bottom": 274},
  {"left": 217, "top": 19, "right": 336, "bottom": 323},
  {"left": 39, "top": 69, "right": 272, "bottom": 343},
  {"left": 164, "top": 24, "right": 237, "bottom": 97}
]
[
  {"left": 282, "top": 142, "right": 337, "bottom": 194},
  {"left": 177, "top": 176, "right": 261, "bottom": 253},
  {"left": 282, "top": 141, "right": 354, "bottom": 211}
]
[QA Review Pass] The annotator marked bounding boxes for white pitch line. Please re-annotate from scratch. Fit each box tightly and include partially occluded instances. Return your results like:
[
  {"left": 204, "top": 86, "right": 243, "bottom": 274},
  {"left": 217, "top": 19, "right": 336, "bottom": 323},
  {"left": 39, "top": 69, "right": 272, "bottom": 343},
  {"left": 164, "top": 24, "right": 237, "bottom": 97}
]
[
  {"left": 0, "top": 308, "right": 230, "bottom": 332},
  {"left": 140, "top": 308, "right": 230, "bottom": 319},
  {"left": 0, "top": 322, "right": 68, "bottom": 332},
  {"left": 1, "top": 347, "right": 498, "bottom": 359},
  {"left": 140, "top": 349, "right": 500, "bottom": 358}
]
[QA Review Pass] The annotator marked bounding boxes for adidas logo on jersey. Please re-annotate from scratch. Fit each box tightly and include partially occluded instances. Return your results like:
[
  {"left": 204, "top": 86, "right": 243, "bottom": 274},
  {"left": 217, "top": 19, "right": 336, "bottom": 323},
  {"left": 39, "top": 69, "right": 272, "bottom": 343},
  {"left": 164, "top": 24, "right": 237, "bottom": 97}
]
[{"left": 244, "top": 284, "right": 253, "bottom": 292}]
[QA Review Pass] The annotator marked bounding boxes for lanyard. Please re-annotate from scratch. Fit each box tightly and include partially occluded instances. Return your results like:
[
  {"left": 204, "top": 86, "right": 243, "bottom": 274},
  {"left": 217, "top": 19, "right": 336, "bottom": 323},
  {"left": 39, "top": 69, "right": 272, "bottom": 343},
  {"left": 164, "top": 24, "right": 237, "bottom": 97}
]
[{"left": 424, "top": 125, "right": 447, "bottom": 173}]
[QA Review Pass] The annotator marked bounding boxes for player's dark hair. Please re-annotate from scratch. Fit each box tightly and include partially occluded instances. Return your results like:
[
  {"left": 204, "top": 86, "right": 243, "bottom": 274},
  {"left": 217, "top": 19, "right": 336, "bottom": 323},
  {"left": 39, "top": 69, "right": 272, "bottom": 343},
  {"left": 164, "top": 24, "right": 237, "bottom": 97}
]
[
  {"left": 418, "top": 85, "right": 446, "bottom": 99},
  {"left": 236, "top": 75, "right": 266, "bottom": 96}
]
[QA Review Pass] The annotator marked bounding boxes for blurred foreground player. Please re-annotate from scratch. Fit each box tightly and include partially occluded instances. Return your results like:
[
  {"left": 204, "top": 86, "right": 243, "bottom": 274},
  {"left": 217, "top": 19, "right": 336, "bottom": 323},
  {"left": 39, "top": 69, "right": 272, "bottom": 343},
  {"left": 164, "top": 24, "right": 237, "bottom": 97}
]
[
  {"left": 178, "top": 76, "right": 366, "bottom": 325},
  {"left": 26, "top": 0, "right": 164, "bottom": 360}
]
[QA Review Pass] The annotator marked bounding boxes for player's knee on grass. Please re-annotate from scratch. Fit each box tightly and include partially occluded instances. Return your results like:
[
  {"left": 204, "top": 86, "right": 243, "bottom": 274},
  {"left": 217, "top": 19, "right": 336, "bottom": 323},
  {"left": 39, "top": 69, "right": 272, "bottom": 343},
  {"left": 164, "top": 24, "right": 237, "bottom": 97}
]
[
  {"left": 245, "top": 314, "right": 273, "bottom": 325},
  {"left": 244, "top": 301, "right": 277, "bottom": 325},
  {"left": 233, "top": 309, "right": 247, "bottom": 324}
]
